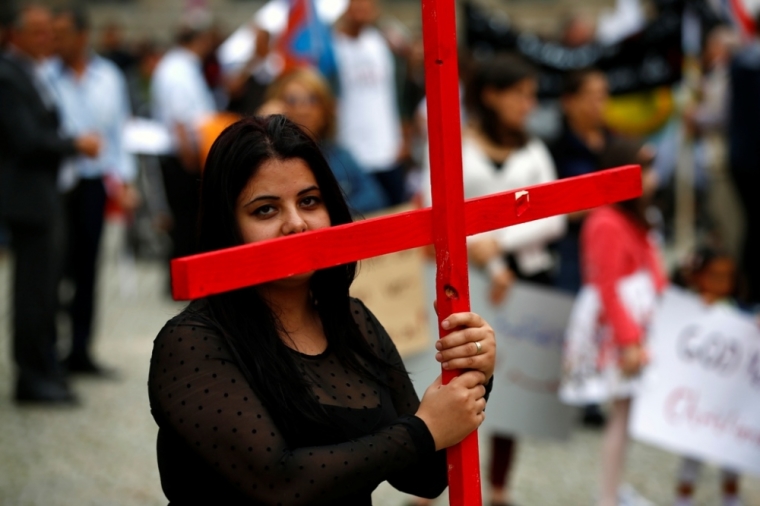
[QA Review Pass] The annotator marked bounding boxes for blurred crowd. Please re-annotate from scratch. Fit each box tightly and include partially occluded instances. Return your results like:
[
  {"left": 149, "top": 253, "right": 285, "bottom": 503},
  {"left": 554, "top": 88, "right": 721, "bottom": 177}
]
[{"left": 1, "top": 0, "right": 759, "bottom": 505}]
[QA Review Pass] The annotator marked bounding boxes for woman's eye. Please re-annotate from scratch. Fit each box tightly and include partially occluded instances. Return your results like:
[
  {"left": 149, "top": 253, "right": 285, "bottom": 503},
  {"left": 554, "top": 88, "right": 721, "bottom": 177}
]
[
  {"left": 301, "top": 196, "right": 321, "bottom": 207},
  {"left": 253, "top": 205, "right": 276, "bottom": 217}
]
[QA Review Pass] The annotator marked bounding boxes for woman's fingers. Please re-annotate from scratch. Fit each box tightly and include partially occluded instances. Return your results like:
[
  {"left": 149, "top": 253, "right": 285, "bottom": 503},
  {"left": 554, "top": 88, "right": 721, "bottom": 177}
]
[
  {"left": 452, "top": 370, "right": 487, "bottom": 388},
  {"left": 441, "top": 311, "right": 485, "bottom": 331},
  {"left": 435, "top": 312, "right": 496, "bottom": 380},
  {"left": 436, "top": 326, "right": 485, "bottom": 350},
  {"left": 435, "top": 328, "right": 495, "bottom": 363}
]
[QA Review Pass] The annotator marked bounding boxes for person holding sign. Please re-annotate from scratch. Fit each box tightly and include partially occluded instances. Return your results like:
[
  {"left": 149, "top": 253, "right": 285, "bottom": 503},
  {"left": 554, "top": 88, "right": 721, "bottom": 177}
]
[
  {"left": 422, "top": 53, "right": 566, "bottom": 506},
  {"left": 562, "top": 138, "right": 666, "bottom": 506},
  {"left": 671, "top": 247, "right": 743, "bottom": 506},
  {"left": 147, "top": 116, "right": 496, "bottom": 504}
]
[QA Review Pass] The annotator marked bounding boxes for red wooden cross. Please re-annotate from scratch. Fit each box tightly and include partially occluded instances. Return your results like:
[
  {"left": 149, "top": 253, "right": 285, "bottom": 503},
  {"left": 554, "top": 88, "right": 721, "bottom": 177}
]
[{"left": 171, "top": 1, "right": 642, "bottom": 504}]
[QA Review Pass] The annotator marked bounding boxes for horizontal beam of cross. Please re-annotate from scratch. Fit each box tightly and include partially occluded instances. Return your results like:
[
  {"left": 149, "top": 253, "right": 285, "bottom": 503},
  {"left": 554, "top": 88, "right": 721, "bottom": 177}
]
[{"left": 171, "top": 165, "right": 641, "bottom": 301}]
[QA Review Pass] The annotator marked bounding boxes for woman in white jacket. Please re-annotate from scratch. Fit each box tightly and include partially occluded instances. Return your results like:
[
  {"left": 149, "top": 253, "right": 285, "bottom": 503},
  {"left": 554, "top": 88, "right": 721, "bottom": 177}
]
[{"left": 423, "top": 53, "right": 566, "bottom": 506}]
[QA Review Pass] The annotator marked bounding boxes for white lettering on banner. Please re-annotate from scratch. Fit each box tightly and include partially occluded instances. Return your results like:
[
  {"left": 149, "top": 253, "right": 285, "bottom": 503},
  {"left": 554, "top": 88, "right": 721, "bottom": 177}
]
[{"left": 630, "top": 287, "right": 760, "bottom": 476}]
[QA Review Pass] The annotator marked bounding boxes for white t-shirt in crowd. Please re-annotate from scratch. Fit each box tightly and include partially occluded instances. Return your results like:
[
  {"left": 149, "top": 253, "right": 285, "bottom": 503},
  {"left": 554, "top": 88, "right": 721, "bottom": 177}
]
[
  {"left": 334, "top": 26, "right": 402, "bottom": 172},
  {"left": 422, "top": 135, "right": 566, "bottom": 275},
  {"left": 151, "top": 47, "right": 217, "bottom": 152}
]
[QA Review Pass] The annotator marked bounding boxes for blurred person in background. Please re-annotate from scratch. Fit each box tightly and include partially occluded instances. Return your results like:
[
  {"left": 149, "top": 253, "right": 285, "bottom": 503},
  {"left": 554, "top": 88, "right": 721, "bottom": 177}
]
[
  {"left": 47, "top": 6, "right": 138, "bottom": 375},
  {"left": 1, "top": 6, "right": 11, "bottom": 49},
  {"left": 98, "top": 20, "right": 135, "bottom": 75},
  {"left": 728, "top": 14, "right": 760, "bottom": 305},
  {"left": 397, "top": 35, "right": 427, "bottom": 175},
  {"left": 202, "top": 23, "right": 227, "bottom": 110},
  {"left": 151, "top": 12, "right": 217, "bottom": 262},
  {"left": 126, "top": 39, "right": 163, "bottom": 118},
  {"left": 221, "top": 0, "right": 348, "bottom": 115},
  {"left": 0, "top": 4, "right": 101, "bottom": 404},
  {"left": 550, "top": 69, "right": 613, "bottom": 429},
  {"left": 0, "top": 6, "right": 12, "bottom": 250},
  {"left": 670, "top": 246, "right": 743, "bottom": 506},
  {"left": 424, "top": 54, "right": 566, "bottom": 506},
  {"left": 334, "top": 0, "right": 408, "bottom": 205},
  {"left": 265, "top": 67, "right": 389, "bottom": 214},
  {"left": 583, "top": 139, "right": 665, "bottom": 506},
  {"left": 527, "top": 12, "right": 599, "bottom": 143},
  {"left": 560, "top": 12, "right": 597, "bottom": 48},
  {"left": 685, "top": 26, "right": 740, "bottom": 254},
  {"left": 223, "top": 22, "right": 272, "bottom": 115},
  {"left": 551, "top": 69, "right": 612, "bottom": 295}
]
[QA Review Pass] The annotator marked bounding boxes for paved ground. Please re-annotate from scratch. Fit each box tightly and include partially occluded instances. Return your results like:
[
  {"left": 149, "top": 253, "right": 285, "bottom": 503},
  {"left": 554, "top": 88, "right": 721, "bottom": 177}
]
[{"left": 0, "top": 222, "right": 758, "bottom": 506}]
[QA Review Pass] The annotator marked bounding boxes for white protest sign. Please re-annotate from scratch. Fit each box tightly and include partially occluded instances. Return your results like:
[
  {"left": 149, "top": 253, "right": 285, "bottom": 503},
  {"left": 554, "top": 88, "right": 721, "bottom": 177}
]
[
  {"left": 468, "top": 267, "right": 576, "bottom": 439},
  {"left": 630, "top": 288, "right": 760, "bottom": 476}
]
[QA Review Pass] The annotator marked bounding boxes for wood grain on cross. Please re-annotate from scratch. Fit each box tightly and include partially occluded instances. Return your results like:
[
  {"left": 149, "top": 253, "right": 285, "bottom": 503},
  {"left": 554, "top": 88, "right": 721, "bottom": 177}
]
[{"left": 170, "top": 2, "right": 642, "bottom": 504}]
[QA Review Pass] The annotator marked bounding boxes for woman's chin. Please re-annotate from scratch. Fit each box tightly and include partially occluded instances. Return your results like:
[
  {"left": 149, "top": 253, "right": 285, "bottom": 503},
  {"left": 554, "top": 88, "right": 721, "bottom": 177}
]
[{"left": 266, "top": 271, "right": 315, "bottom": 289}]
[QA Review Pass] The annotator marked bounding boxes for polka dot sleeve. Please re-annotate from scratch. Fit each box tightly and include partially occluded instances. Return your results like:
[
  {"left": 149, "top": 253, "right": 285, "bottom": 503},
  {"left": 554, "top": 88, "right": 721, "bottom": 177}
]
[
  {"left": 148, "top": 313, "right": 440, "bottom": 505},
  {"left": 351, "top": 299, "right": 448, "bottom": 497}
]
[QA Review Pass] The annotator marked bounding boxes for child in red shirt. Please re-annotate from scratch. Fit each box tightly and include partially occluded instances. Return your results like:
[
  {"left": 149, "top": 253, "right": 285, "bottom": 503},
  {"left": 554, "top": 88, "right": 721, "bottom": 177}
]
[{"left": 562, "top": 138, "right": 666, "bottom": 506}]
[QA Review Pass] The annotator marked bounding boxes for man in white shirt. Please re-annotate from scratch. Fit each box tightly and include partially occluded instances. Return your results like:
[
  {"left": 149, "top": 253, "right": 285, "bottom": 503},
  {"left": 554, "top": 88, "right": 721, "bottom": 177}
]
[
  {"left": 151, "top": 15, "right": 216, "bottom": 260},
  {"left": 48, "top": 6, "right": 138, "bottom": 375},
  {"left": 334, "top": 0, "right": 406, "bottom": 205}
]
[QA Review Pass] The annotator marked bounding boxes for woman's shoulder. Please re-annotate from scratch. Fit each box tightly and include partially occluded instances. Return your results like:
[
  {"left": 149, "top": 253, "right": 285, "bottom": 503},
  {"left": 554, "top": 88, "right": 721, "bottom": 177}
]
[
  {"left": 586, "top": 206, "right": 627, "bottom": 229},
  {"left": 521, "top": 137, "right": 554, "bottom": 163},
  {"left": 154, "top": 300, "right": 224, "bottom": 346},
  {"left": 460, "top": 135, "right": 491, "bottom": 167},
  {"left": 583, "top": 207, "right": 645, "bottom": 248},
  {"left": 348, "top": 297, "right": 374, "bottom": 330},
  {"left": 348, "top": 297, "right": 392, "bottom": 347}
]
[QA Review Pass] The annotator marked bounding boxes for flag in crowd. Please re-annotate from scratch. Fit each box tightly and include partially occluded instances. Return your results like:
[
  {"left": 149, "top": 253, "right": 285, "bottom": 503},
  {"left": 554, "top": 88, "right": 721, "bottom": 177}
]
[{"left": 276, "top": 0, "right": 337, "bottom": 79}]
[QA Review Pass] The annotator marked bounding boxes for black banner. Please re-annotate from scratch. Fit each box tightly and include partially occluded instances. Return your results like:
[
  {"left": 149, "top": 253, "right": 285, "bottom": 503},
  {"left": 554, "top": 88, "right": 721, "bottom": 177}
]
[{"left": 463, "top": 0, "right": 720, "bottom": 97}]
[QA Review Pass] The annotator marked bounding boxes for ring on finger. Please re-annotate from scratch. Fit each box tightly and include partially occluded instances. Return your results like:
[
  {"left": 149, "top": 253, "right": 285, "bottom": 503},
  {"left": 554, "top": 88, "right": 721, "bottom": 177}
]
[{"left": 475, "top": 341, "right": 483, "bottom": 355}]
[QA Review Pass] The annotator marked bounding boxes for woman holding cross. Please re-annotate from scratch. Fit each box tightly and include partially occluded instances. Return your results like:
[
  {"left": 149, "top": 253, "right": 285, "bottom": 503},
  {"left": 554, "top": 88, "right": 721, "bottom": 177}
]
[{"left": 148, "top": 115, "right": 496, "bottom": 505}]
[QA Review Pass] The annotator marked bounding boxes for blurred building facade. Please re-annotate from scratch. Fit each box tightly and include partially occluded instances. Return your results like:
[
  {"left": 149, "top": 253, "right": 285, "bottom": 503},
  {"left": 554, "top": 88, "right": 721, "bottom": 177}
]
[{"left": 33, "top": 0, "right": 616, "bottom": 42}]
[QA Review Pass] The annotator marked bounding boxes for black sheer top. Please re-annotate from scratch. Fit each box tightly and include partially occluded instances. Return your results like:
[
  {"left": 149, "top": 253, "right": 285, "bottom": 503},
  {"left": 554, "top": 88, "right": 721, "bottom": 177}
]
[{"left": 148, "top": 298, "right": 448, "bottom": 505}]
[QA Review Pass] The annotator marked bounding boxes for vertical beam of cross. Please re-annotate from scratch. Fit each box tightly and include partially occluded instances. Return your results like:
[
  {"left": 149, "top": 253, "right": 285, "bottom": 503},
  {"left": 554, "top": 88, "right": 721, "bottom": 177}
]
[{"left": 421, "top": 1, "right": 482, "bottom": 504}]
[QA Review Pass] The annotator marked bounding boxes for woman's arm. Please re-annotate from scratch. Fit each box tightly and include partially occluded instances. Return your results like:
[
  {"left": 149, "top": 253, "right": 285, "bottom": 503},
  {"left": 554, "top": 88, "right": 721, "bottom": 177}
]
[
  {"left": 355, "top": 300, "right": 495, "bottom": 497},
  {"left": 148, "top": 315, "right": 440, "bottom": 505},
  {"left": 354, "top": 300, "right": 448, "bottom": 498},
  {"left": 582, "top": 218, "right": 643, "bottom": 347}
]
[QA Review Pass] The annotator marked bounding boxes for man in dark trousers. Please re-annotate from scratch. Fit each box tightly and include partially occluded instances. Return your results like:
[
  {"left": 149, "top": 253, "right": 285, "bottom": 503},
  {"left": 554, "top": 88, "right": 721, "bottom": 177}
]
[
  {"left": 729, "top": 14, "right": 760, "bottom": 305},
  {"left": 0, "top": 4, "right": 100, "bottom": 404},
  {"left": 49, "top": 6, "right": 138, "bottom": 376}
]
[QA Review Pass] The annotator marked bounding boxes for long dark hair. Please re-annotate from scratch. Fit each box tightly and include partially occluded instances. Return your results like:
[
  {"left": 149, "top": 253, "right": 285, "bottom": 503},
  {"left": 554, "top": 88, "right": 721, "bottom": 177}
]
[
  {"left": 465, "top": 53, "right": 537, "bottom": 149},
  {"left": 195, "top": 115, "right": 394, "bottom": 439},
  {"left": 598, "top": 136, "right": 655, "bottom": 228}
]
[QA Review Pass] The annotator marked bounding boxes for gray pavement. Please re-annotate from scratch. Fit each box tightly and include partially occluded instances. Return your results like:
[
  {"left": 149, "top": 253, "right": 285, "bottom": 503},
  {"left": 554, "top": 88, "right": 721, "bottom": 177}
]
[{"left": 0, "top": 222, "right": 758, "bottom": 506}]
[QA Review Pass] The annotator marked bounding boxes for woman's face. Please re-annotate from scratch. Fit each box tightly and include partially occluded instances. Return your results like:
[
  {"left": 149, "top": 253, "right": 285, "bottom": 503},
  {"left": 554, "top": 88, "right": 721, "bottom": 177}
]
[
  {"left": 236, "top": 158, "right": 331, "bottom": 286},
  {"left": 562, "top": 74, "right": 609, "bottom": 130},
  {"left": 483, "top": 78, "right": 537, "bottom": 131},
  {"left": 281, "top": 80, "right": 325, "bottom": 139},
  {"left": 695, "top": 257, "right": 736, "bottom": 302}
]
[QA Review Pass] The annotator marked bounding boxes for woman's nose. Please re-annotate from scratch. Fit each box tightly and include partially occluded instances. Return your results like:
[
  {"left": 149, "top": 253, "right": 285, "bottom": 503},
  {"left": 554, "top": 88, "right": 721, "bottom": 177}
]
[{"left": 281, "top": 208, "right": 308, "bottom": 236}]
